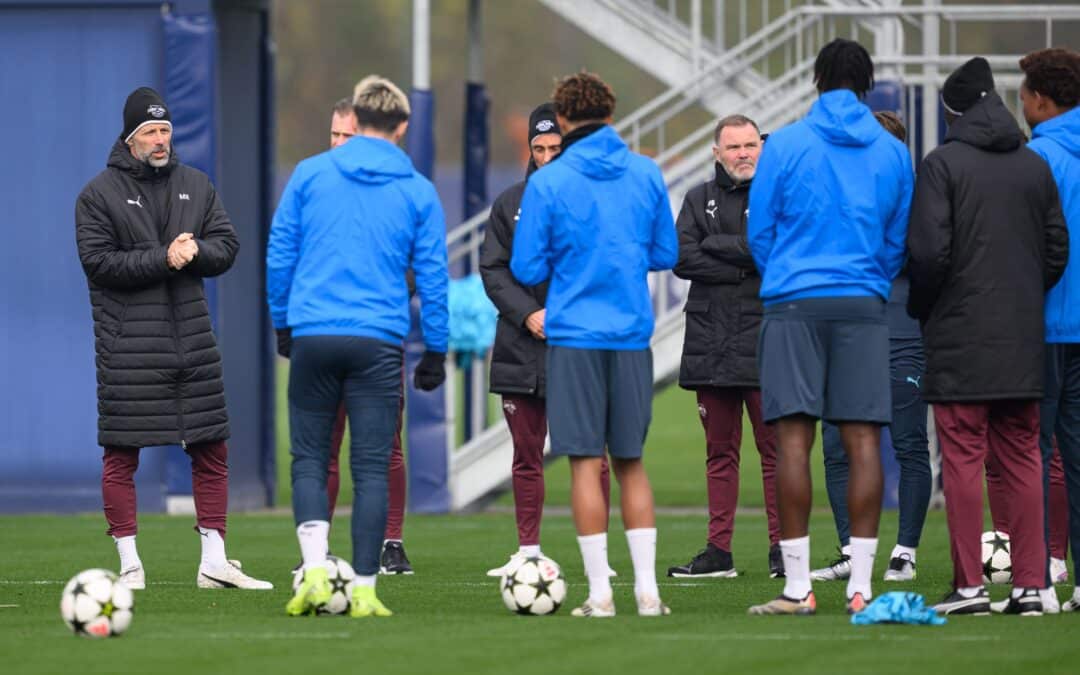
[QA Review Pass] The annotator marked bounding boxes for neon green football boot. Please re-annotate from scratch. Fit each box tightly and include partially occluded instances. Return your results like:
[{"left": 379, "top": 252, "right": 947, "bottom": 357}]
[
  {"left": 349, "top": 585, "right": 393, "bottom": 617},
  {"left": 285, "top": 566, "right": 332, "bottom": 616}
]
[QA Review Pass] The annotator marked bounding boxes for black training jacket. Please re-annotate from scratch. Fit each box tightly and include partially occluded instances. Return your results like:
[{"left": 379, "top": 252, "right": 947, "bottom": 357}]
[
  {"left": 673, "top": 163, "right": 763, "bottom": 389},
  {"left": 907, "top": 93, "right": 1069, "bottom": 401},
  {"left": 75, "top": 138, "right": 239, "bottom": 447},
  {"left": 480, "top": 161, "right": 549, "bottom": 397}
]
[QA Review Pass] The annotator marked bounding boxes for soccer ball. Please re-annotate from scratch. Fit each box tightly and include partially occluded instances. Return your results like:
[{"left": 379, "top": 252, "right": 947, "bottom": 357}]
[
  {"left": 500, "top": 556, "right": 566, "bottom": 615},
  {"left": 291, "top": 555, "right": 355, "bottom": 615},
  {"left": 60, "top": 569, "right": 134, "bottom": 638},
  {"left": 982, "top": 530, "right": 1012, "bottom": 585}
]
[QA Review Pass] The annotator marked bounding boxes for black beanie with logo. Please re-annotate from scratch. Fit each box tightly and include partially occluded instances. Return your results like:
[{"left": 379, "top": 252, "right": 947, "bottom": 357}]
[
  {"left": 941, "top": 57, "right": 995, "bottom": 116},
  {"left": 527, "top": 103, "right": 560, "bottom": 144},
  {"left": 122, "top": 87, "right": 172, "bottom": 143}
]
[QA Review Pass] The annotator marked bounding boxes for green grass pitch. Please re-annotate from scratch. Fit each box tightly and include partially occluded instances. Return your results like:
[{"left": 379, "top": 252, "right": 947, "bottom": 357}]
[
  {"left": 4, "top": 367, "right": 1078, "bottom": 673},
  {"left": 2, "top": 512, "right": 1078, "bottom": 675}
]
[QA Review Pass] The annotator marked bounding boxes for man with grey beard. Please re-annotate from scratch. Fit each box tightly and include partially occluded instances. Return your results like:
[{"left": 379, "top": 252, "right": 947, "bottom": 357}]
[
  {"left": 668, "top": 115, "right": 782, "bottom": 580},
  {"left": 75, "top": 86, "right": 270, "bottom": 591}
]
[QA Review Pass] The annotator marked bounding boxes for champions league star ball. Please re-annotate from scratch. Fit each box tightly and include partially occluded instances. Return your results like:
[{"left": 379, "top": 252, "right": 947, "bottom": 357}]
[
  {"left": 60, "top": 569, "right": 134, "bottom": 638},
  {"left": 981, "top": 530, "right": 1012, "bottom": 585},
  {"left": 291, "top": 555, "right": 356, "bottom": 615},
  {"left": 500, "top": 556, "right": 567, "bottom": 616}
]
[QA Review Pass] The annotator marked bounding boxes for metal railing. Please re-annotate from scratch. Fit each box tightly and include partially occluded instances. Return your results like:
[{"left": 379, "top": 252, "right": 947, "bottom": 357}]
[{"left": 442, "top": 2, "right": 1080, "bottom": 505}]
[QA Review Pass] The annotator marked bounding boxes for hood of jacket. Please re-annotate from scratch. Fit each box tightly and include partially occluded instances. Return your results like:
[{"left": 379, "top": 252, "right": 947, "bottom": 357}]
[
  {"left": 1033, "top": 104, "right": 1080, "bottom": 157},
  {"left": 804, "top": 90, "right": 883, "bottom": 148},
  {"left": 330, "top": 135, "right": 415, "bottom": 185},
  {"left": 944, "top": 92, "right": 1025, "bottom": 152},
  {"left": 107, "top": 137, "right": 178, "bottom": 181},
  {"left": 556, "top": 124, "right": 630, "bottom": 181}
]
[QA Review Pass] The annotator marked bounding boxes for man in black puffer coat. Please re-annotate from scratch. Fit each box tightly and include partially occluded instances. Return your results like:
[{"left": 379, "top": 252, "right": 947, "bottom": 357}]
[
  {"left": 480, "top": 103, "right": 611, "bottom": 577},
  {"left": 667, "top": 115, "right": 782, "bottom": 580},
  {"left": 75, "top": 87, "right": 270, "bottom": 591},
  {"left": 907, "top": 59, "right": 1069, "bottom": 616}
]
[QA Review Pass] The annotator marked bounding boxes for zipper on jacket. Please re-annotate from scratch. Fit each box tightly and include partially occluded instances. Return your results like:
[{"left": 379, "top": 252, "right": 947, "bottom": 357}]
[{"left": 166, "top": 272, "right": 187, "bottom": 448}]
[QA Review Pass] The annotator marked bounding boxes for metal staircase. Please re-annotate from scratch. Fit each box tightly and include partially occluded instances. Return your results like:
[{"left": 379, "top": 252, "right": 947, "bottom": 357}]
[{"left": 443, "top": 1, "right": 1080, "bottom": 511}]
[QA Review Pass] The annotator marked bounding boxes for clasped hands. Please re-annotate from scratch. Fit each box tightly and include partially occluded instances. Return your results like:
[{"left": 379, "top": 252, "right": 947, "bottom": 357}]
[{"left": 167, "top": 233, "right": 199, "bottom": 270}]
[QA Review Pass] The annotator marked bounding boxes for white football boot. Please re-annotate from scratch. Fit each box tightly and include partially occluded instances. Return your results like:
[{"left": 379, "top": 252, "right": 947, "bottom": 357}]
[
  {"left": 636, "top": 594, "right": 672, "bottom": 616},
  {"left": 570, "top": 596, "right": 616, "bottom": 618},
  {"left": 118, "top": 565, "right": 146, "bottom": 591},
  {"left": 197, "top": 559, "right": 273, "bottom": 589},
  {"left": 810, "top": 552, "right": 852, "bottom": 581},
  {"left": 486, "top": 552, "right": 527, "bottom": 577}
]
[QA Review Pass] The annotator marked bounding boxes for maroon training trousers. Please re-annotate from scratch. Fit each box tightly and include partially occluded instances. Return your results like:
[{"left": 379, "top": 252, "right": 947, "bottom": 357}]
[
  {"left": 695, "top": 387, "right": 780, "bottom": 549},
  {"left": 935, "top": 400, "right": 1046, "bottom": 588},
  {"left": 987, "top": 437, "right": 1069, "bottom": 560},
  {"left": 102, "top": 440, "right": 228, "bottom": 538}
]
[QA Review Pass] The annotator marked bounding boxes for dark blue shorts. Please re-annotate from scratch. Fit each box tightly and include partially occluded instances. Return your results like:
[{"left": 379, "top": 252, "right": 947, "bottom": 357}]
[
  {"left": 546, "top": 346, "right": 653, "bottom": 459},
  {"left": 758, "top": 296, "right": 891, "bottom": 424}
]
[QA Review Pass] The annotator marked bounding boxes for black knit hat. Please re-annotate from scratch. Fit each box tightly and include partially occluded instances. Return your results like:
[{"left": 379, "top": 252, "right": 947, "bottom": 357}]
[
  {"left": 122, "top": 87, "right": 172, "bottom": 142},
  {"left": 942, "top": 57, "right": 995, "bottom": 115},
  {"left": 527, "top": 103, "right": 560, "bottom": 144}
]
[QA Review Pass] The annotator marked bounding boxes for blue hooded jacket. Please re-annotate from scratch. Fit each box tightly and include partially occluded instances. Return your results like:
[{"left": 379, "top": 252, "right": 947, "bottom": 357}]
[
  {"left": 266, "top": 136, "right": 449, "bottom": 351},
  {"left": 1030, "top": 106, "right": 1080, "bottom": 343},
  {"left": 510, "top": 125, "right": 678, "bottom": 350},
  {"left": 748, "top": 90, "right": 913, "bottom": 305}
]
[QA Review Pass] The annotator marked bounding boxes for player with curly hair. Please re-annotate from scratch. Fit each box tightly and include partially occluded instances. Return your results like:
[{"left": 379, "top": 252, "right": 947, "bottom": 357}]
[
  {"left": 511, "top": 71, "right": 678, "bottom": 618},
  {"left": 1020, "top": 47, "right": 1080, "bottom": 613}
]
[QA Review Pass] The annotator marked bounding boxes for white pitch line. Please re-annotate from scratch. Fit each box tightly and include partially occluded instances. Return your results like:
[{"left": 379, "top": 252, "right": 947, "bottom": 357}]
[
  {"left": 175, "top": 632, "right": 351, "bottom": 640},
  {"left": 447, "top": 581, "right": 712, "bottom": 588},
  {"left": 0, "top": 579, "right": 217, "bottom": 586},
  {"left": 0, "top": 604, "right": 18, "bottom": 608},
  {"left": 652, "top": 633, "right": 1000, "bottom": 642}
]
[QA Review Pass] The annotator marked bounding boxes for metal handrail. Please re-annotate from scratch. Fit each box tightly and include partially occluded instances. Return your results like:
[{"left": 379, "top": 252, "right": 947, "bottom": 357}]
[
  {"left": 615, "top": 4, "right": 818, "bottom": 132},
  {"left": 797, "top": 5, "right": 1080, "bottom": 19},
  {"left": 441, "top": 0, "right": 1077, "bottom": 458}
]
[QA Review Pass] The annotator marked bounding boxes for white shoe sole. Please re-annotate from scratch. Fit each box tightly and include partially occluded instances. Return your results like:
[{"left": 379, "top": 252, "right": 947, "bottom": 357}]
[
  {"left": 379, "top": 567, "right": 414, "bottom": 575},
  {"left": 197, "top": 566, "right": 274, "bottom": 590},
  {"left": 637, "top": 597, "right": 672, "bottom": 616},
  {"left": 810, "top": 572, "right": 850, "bottom": 582},
  {"left": 883, "top": 572, "right": 915, "bottom": 582},
  {"left": 669, "top": 569, "right": 738, "bottom": 579},
  {"left": 570, "top": 605, "right": 616, "bottom": 618}
]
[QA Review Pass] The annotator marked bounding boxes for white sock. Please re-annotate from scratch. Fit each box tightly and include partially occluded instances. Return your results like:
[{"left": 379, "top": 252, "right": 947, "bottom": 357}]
[
  {"left": 1040, "top": 587, "right": 1059, "bottom": 608},
  {"left": 296, "top": 520, "right": 329, "bottom": 570},
  {"left": 114, "top": 535, "right": 141, "bottom": 571},
  {"left": 384, "top": 538, "right": 402, "bottom": 545},
  {"left": 1074, "top": 586, "right": 1080, "bottom": 601},
  {"left": 518, "top": 544, "right": 541, "bottom": 558},
  {"left": 958, "top": 586, "right": 983, "bottom": 598},
  {"left": 781, "top": 536, "right": 812, "bottom": 599},
  {"left": 577, "top": 533, "right": 612, "bottom": 604},
  {"left": 890, "top": 544, "right": 916, "bottom": 563},
  {"left": 626, "top": 528, "right": 659, "bottom": 600},
  {"left": 841, "top": 543, "right": 852, "bottom": 557},
  {"left": 354, "top": 575, "right": 376, "bottom": 588},
  {"left": 197, "top": 527, "right": 227, "bottom": 569},
  {"left": 847, "top": 536, "right": 877, "bottom": 600}
]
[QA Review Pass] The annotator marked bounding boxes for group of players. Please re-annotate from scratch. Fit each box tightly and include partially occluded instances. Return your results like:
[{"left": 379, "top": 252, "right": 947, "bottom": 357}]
[{"left": 76, "top": 36, "right": 1080, "bottom": 619}]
